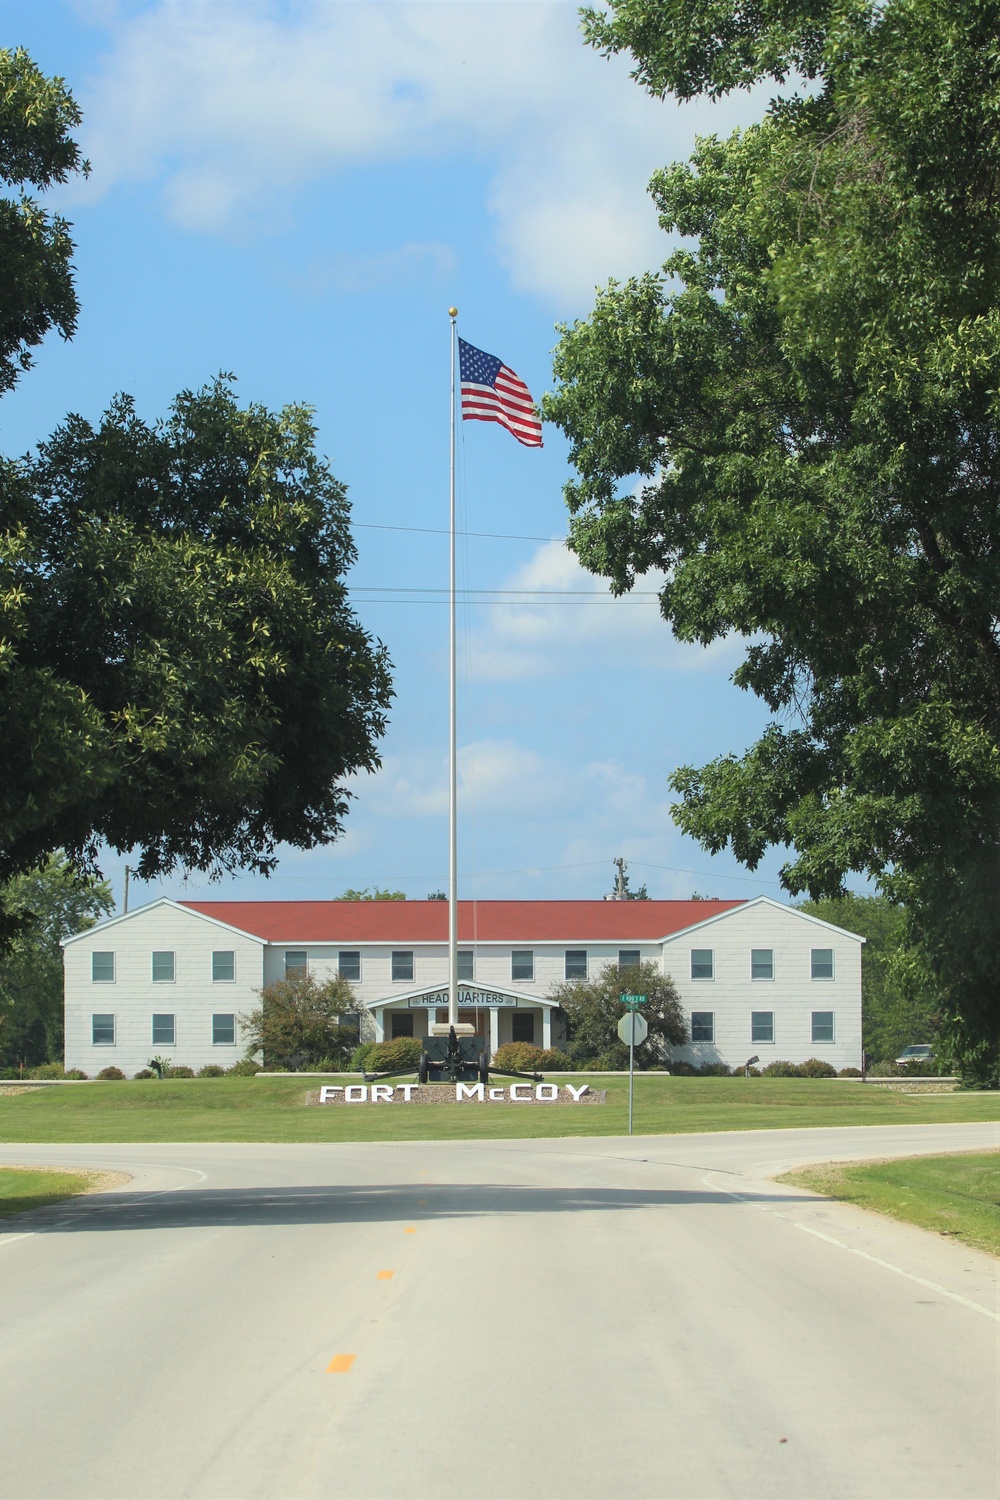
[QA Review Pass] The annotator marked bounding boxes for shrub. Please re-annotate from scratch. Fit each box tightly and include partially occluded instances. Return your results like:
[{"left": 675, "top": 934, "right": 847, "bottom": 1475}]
[
  {"left": 197, "top": 1064, "right": 226, "bottom": 1078},
  {"left": 665, "top": 1059, "right": 699, "bottom": 1076},
  {"left": 96, "top": 1065, "right": 126, "bottom": 1081},
  {"left": 226, "top": 1058, "right": 262, "bottom": 1076},
  {"left": 491, "top": 1043, "right": 570, "bottom": 1073},
  {"left": 64, "top": 1069, "right": 88, "bottom": 1080},
  {"left": 364, "top": 1037, "right": 423, "bottom": 1073},
  {"left": 133, "top": 1068, "right": 156, "bottom": 1079},
  {"left": 745, "top": 1065, "right": 762, "bottom": 1077},
  {"left": 311, "top": 1058, "right": 343, "bottom": 1074},
  {"left": 838, "top": 1067, "right": 863, "bottom": 1077},
  {"left": 350, "top": 1042, "right": 378, "bottom": 1072},
  {"left": 761, "top": 1060, "right": 801, "bottom": 1077},
  {"left": 867, "top": 1059, "right": 899, "bottom": 1076},
  {"left": 165, "top": 1065, "right": 195, "bottom": 1079},
  {"left": 697, "top": 1062, "right": 732, "bottom": 1077},
  {"left": 798, "top": 1057, "right": 838, "bottom": 1078},
  {"left": 27, "top": 1062, "right": 66, "bottom": 1079},
  {"left": 239, "top": 972, "right": 361, "bottom": 1069}
]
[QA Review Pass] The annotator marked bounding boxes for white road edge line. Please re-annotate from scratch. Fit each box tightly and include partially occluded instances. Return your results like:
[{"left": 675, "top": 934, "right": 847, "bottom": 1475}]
[
  {"left": 702, "top": 1172, "right": 1000, "bottom": 1323},
  {"left": 0, "top": 1165, "right": 209, "bottom": 1253}
]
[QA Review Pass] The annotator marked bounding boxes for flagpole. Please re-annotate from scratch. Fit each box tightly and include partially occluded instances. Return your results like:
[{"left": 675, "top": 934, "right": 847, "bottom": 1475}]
[{"left": 448, "top": 307, "right": 459, "bottom": 1030}]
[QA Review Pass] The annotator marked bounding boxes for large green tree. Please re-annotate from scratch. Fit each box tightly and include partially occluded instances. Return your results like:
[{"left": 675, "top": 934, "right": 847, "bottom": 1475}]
[
  {"left": 0, "top": 52, "right": 391, "bottom": 926},
  {"left": 545, "top": 0, "right": 1000, "bottom": 1081},
  {"left": 552, "top": 960, "right": 686, "bottom": 1068},
  {"left": 0, "top": 854, "right": 112, "bottom": 1070}
]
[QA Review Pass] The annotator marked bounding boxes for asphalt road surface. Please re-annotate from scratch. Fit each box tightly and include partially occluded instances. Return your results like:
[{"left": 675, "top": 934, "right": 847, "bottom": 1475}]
[{"left": 1, "top": 1123, "right": 998, "bottom": 1499}]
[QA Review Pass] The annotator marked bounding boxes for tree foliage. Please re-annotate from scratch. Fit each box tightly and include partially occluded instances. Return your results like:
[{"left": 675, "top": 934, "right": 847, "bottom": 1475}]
[
  {"left": 0, "top": 854, "right": 112, "bottom": 1071},
  {"left": 0, "top": 53, "right": 392, "bottom": 930},
  {"left": 545, "top": 0, "right": 1000, "bottom": 1081},
  {"left": 796, "top": 894, "right": 938, "bottom": 1063},
  {"left": 336, "top": 887, "right": 406, "bottom": 901},
  {"left": 552, "top": 960, "right": 686, "bottom": 1068},
  {"left": 238, "top": 973, "right": 361, "bottom": 1070}
]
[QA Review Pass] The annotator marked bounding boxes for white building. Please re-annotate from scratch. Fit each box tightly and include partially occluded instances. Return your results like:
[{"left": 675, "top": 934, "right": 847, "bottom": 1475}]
[{"left": 62, "top": 896, "right": 863, "bottom": 1076}]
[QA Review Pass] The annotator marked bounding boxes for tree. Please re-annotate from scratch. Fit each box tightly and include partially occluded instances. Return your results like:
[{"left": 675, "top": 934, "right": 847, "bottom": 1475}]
[
  {"left": 0, "top": 854, "right": 112, "bottom": 1070},
  {"left": 795, "top": 894, "right": 939, "bottom": 1064},
  {"left": 545, "top": 0, "right": 1000, "bottom": 1081},
  {"left": 0, "top": 54, "right": 392, "bottom": 931},
  {"left": 238, "top": 973, "right": 361, "bottom": 1070},
  {"left": 336, "top": 887, "right": 406, "bottom": 901},
  {"left": 552, "top": 960, "right": 686, "bottom": 1068}
]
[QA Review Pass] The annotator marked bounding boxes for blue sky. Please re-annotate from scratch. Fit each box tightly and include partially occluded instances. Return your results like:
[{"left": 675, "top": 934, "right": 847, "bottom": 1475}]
[{"left": 5, "top": 0, "right": 802, "bottom": 911}]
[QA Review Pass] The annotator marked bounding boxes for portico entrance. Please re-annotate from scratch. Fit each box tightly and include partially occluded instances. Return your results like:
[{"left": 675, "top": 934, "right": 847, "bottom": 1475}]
[{"left": 369, "top": 981, "right": 559, "bottom": 1053}]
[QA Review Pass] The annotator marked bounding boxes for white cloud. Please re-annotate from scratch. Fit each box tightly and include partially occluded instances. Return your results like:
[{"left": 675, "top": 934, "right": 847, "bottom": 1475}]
[
  {"left": 72, "top": 0, "right": 766, "bottom": 303},
  {"left": 466, "top": 537, "right": 741, "bottom": 679}
]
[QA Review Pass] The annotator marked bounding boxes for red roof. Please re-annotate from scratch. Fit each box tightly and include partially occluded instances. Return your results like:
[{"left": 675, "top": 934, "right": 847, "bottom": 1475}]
[{"left": 180, "top": 898, "right": 744, "bottom": 943}]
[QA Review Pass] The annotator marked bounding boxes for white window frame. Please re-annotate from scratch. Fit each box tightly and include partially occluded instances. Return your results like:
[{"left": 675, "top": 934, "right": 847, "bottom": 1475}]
[
  {"left": 212, "top": 950, "right": 236, "bottom": 983},
  {"left": 690, "top": 1011, "right": 715, "bottom": 1043},
  {"left": 811, "top": 948, "right": 835, "bottom": 981},
  {"left": 811, "top": 1010, "right": 835, "bottom": 1044},
  {"left": 151, "top": 950, "right": 175, "bottom": 983},
  {"left": 690, "top": 949, "right": 714, "bottom": 981},
  {"left": 284, "top": 950, "right": 307, "bottom": 977},
  {"left": 212, "top": 1013, "right": 237, "bottom": 1046},
  {"left": 151, "top": 1013, "right": 176, "bottom": 1047},
  {"left": 564, "top": 949, "right": 588, "bottom": 980},
  {"left": 618, "top": 949, "right": 641, "bottom": 971},
  {"left": 91, "top": 951, "right": 115, "bottom": 983},
  {"left": 511, "top": 950, "right": 534, "bottom": 982},
  {"left": 91, "top": 1013, "right": 116, "bottom": 1046},
  {"left": 751, "top": 949, "right": 774, "bottom": 982},
  {"left": 338, "top": 950, "right": 361, "bottom": 982},
  {"left": 457, "top": 950, "right": 474, "bottom": 983},
  {"left": 751, "top": 1010, "right": 775, "bottom": 1044},
  {"left": 511, "top": 1011, "right": 535, "bottom": 1044},
  {"left": 391, "top": 950, "right": 414, "bottom": 983}
]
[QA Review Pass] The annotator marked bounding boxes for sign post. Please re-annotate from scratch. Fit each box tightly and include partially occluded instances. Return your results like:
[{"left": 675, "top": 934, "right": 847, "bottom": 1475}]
[{"left": 618, "top": 995, "right": 648, "bottom": 1136}]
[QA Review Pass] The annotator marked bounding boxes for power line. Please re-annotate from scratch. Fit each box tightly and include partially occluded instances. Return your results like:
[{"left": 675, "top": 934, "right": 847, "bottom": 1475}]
[{"left": 354, "top": 520, "right": 563, "bottom": 544}]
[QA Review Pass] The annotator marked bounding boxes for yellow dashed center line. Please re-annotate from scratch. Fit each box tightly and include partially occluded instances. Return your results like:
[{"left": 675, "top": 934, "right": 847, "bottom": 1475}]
[{"left": 327, "top": 1353, "right": 355, "bottom": 1374}]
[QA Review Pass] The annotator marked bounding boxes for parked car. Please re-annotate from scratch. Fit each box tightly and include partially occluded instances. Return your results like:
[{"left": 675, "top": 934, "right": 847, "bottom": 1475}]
[{"left": 895, "top": 1044, "right": 934, "bottom": 1068}]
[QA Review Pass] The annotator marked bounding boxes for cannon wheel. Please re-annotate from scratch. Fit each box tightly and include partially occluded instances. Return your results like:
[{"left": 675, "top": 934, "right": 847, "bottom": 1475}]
[
  {"left": 478, "top": 1051, "right": 490, "bottom": 1085},
  {"left": 418, "top": 1051, "right": 430, "bottom": 1085}
]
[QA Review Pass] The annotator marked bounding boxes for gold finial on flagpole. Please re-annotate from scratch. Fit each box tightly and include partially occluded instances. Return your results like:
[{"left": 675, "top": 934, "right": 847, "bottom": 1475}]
[{"left": 448, "top": 306, "right": 458, "bottom": 318}]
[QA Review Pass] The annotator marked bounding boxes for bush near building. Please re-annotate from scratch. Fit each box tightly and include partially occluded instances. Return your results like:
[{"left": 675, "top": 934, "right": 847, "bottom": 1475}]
[
  {"left": 552, "top": 960, "right": 686, "bottom": 1070},
  {"left": 492, "top": 1043, "right": 571, "bottom": 1073},
  {"left": 239, "top": 973, "right": 360, "bottom": 1071}
]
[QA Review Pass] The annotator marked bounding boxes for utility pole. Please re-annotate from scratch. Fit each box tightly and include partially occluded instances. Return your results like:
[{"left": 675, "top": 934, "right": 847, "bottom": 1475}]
[
  {"left": 123, "top": 866, "right": 131, "bottom": 914},
  {"left": 613, "top": 856, "right": 627, "bottom": 900}
]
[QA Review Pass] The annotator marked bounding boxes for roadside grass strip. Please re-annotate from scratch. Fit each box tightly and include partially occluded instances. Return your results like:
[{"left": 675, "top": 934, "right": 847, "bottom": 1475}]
[
  {"left": 0, "top": 1075, "right": 999, "bottom": 1143},
  {"left": 779, "top": 1151, "right": 1000, "bottom": 1257},
  {"left": 0, "top": 1164, "right": 108, "bottom": 1220}
]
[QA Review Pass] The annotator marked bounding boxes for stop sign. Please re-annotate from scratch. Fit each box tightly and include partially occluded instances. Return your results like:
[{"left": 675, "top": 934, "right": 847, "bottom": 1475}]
[{"left": 618, "top": 1012, "right": 648, "bottom": 1046}]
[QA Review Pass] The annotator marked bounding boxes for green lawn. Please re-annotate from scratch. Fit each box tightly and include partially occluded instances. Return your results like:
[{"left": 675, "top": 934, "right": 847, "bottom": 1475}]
[
  {"left": 0, "top": 1165, "right": 106, "bottom": 1220},
  {"left": 779, "top": 1151, "right": 1000, "bottom": 1256},
  {"left": 0, "top": 1074, "right": 998, "bottom": 1143}
]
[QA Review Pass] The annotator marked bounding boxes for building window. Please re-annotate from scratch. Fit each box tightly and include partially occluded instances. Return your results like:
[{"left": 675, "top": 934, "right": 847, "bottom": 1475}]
[
  {"left": 92, "top": 1013, "right": 115, "bottom": 1045},
  {"left": 285, "top": 950, "right": 307, "bottom": 977},
  {"left": 511, "top": 950, "right": 534, "bottom": 982},
  {"left": 565, "top": 950, "right": 587, "bottom": 980},
  {"left": 458, "top": 950, "right": 474, "bottom": 982},
  {"left": 751, "top": 949, "right": 774, "bottom": 981},
  {"left": 91, "top": 951, "right": 115, "bottom": 983},
  {"left": 392, "top": 950, "right": 414, "bottom": 982},
  {"left": 811, "top": 948, "right": 834, "bottom": 980},
  {"left": 812, "top": 1011, "right": 835, "bottom": 1044},
  {"left": 212, "top": 951, "right": 235, "bottom": 982},
  {"left": 691, "top": 949, "right": 714, "bottom": 981},
  {"left": 751, "top": 1011, "right": 774, "bottom": 1044},
  {"left": 213, "top": 1013, "right": 236, "bottom": 1045},
  {"left": 391, "top": 1012, "right": 414, "bottom": 1039},
  {"left": 691, "top": 1012, "right": 715, "bottom": 1043},
  {"left": 618, "top": 949, "right": 641, "bottom": 971},
  {"left": 152, "top": 1013, "right": 175, "bottom": 1046},
  {"left": 151, "top": 951, "right": 175, "bottom": 983},
  {"left": 512, "top": 1011, "right": 535, "bottom": 1043},
  {"left": 338, "top": 950, "right": 361, "bottom": 982}
]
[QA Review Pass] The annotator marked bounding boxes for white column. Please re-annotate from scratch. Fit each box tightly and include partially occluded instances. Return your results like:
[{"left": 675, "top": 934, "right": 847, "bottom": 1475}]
[
  {"left": 426, "top": 1006, "right": 436, "bottom": 1037},
  {"left": 489, "top": 1008, "right": 499, "bottom": 1057},
  {"left": 542, "top": 1008, "right": 551, "bottom": 1049},
  {"left": 374, "top": 1007, "right": 385, "bottom": 1043}
]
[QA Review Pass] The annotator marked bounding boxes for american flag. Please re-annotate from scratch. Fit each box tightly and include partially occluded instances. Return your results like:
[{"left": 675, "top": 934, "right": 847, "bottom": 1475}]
[{"left": 459, "top": 338, "right": 543, "bottom": 448}]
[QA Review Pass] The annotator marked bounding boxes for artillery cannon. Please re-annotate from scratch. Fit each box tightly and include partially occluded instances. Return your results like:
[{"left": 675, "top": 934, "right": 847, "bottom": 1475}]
[{"left": 363, "top": 1025, "right": 543, "bottom": 1087}]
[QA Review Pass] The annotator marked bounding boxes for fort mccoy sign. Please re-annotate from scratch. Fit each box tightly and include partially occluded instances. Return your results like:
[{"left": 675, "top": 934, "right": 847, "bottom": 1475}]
[{"left": 311, "top": 1083, "right": 603, "bottom": 1106}]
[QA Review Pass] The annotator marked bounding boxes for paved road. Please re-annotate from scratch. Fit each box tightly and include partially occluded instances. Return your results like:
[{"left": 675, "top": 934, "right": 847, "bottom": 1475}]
[{"left": 1, "top": 1124, "right": 998, "bottom": 1499}]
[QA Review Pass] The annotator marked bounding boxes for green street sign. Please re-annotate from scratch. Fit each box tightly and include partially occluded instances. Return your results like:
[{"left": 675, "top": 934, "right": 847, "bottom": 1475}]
[{"left": 620, "top": 994, "right": 648, "bottom": 1007}]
